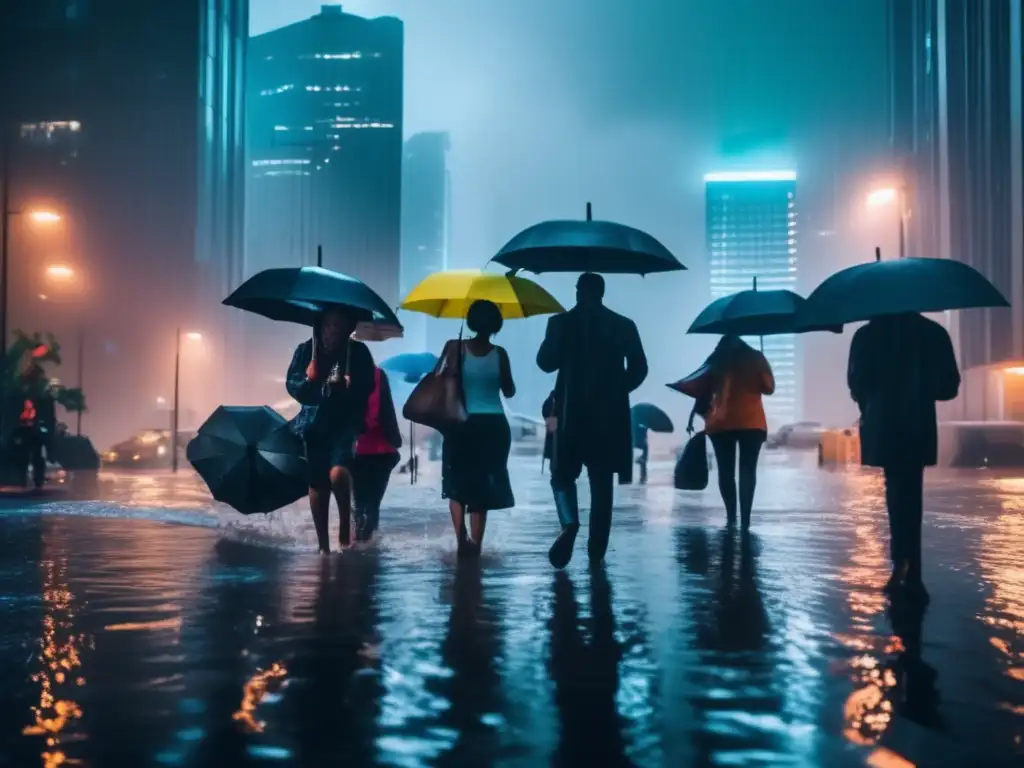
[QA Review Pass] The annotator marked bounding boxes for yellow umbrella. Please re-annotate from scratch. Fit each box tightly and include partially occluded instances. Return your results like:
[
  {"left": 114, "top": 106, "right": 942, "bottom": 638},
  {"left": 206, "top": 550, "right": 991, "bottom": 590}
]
[{"left": 400, "top": 269, "right": 564, "bottom": 319}]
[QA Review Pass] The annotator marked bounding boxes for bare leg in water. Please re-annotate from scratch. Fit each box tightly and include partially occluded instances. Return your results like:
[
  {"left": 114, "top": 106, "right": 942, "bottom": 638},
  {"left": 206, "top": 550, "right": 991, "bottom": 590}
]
[
  {"left": 449, "top": 499, "right": 470, "bottom": 554},
  {"left": 330, "top": 466, "right": 353, "bottom": 549},
  {"left": 309, "top": 485, "right": 332, "bottom": 553},
  {"left": 469, "top": 509, "right": 488, "bottom": 553}
]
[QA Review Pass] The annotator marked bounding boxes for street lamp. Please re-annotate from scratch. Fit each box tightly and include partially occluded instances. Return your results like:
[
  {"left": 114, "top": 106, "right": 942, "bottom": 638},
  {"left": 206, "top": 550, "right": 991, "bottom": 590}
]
[
  {"left": 28, "top": 211, "right": 62, "bottom": 224},
  {"left": 865, "top": 184, "right": 909, "bottom": 258},
  {"left": 172, "top": 329, "right": 203, "bottom": 472},
  {"left": 44, "top": 264, "right": 75, "bottom": 280}
]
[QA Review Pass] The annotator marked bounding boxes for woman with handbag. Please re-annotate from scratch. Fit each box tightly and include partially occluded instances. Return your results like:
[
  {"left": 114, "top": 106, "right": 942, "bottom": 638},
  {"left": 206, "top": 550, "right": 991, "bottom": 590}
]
[
  {"left": 440, "top": 299, "right": 517, "bottom": 557},
  {"left": 286, "top": 306, "right": 375, "bottom": 553},
  {"left": 698, "top": 335, "right": 774, "bottom": 530},
  {"left": 351, "top": 366, "right": 403, "bottom": 543}
]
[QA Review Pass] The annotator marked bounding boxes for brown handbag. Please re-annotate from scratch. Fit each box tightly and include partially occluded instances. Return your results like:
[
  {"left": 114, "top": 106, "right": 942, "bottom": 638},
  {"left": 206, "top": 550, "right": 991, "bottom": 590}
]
[{"left": 402, "top": 340, "right": 468, "bottom": 432}]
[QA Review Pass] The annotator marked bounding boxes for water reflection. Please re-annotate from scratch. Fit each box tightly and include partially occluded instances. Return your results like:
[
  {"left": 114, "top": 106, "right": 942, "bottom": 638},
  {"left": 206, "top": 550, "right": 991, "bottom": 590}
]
[
  {"left": 21, "top": 529, "right": 89, "bottom": 768},
  {"left": 549, "top": 567, "right": 630, "bottom": 767},
  {"left": 433, "top": 560, "right": 506, "bottom": 766}
]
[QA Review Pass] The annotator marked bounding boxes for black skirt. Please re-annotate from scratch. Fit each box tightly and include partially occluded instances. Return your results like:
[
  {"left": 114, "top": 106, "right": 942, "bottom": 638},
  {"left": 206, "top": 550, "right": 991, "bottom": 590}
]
[{"left": 442, "top": 413, "right": 515, "bottom": 510}]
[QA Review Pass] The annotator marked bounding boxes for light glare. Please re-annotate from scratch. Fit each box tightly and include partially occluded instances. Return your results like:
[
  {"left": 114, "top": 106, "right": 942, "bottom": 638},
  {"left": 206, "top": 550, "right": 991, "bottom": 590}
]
[
  {"left": 28, "top": 210, "right": 61, "bottom": 223},
  {"left": 45, "top": 264, "right": 75, "bottom": 279},
  {"left": 866, "top": 187, "right": 898, "bottom": 207}
]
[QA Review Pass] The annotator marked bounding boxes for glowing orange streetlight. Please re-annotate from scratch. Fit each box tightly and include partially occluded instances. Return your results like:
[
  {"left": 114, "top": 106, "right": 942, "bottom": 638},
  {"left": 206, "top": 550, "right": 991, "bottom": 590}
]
[
  {"left": 28, "top": 210, "right": 62, "bottom": 224},
  {"left": 865, "top": 183, "right": 909, "bottom": 258},
  {"left": 184, "top": 331, "right": 203, "bottom": 342},
  {"left": 45, "top": 264, "right": 75, "bottom": 280},
  {"left": 866, "top": 187, "right": 898, "bottom": 208}
]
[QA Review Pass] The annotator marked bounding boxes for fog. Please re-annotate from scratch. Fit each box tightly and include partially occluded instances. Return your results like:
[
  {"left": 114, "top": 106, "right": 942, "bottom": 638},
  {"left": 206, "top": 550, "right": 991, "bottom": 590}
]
[{"left": 250, "top": 0, "right": 889, "bottom": 432}]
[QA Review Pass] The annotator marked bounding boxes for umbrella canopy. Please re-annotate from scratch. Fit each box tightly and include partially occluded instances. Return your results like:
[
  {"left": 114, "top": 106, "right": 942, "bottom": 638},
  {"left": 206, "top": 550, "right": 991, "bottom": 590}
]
[
  {"left": 689, "top": 288, "right": 841, "bottom": 337},
  {"left": 187, "top": 405, "right": 308, "bottom": 515},
  {"left": 798, "top": 254, "right": 1009, "bottom": 328},
  {"left": 223, "top": 266, "right": 401, "bottom": 328},
  {"left": 492, "top": 203, "right": 685, "bottom": 276},
  {"left": 631, "top": 403, "right": 674, "bottom": 433},
  {"left": 399, "top": 269, "right": 564, "bottom": 319},
  {"left": 381, "top": 352, "right": 438, "bottom": 383}
]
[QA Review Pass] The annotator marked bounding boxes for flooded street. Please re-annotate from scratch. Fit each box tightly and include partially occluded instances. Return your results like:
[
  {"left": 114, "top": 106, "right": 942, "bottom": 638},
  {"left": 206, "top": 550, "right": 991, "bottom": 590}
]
[{"left": 1, "top": 452, "right": 1022, "bottom": 766}]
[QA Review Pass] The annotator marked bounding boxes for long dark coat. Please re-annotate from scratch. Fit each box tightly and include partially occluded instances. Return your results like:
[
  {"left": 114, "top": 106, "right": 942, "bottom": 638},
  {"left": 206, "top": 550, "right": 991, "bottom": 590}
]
[
  {"left": 847, "top": 313, "right": 960, "bottom": 468},
  {"left": 537, "top": 303, "right": 648, "bottom": 483}
]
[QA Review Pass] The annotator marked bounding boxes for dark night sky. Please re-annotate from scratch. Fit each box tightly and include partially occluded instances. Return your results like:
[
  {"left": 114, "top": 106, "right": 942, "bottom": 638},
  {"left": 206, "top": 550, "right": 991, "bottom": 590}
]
[{"left": 251, "top": 0, "right": 887, "bottom": 424}]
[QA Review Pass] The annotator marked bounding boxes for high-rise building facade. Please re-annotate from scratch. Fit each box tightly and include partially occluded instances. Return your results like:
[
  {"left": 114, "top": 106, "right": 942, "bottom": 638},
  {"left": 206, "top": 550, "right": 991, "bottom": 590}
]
[
  {"left": 246, "top": 4, "right": 403, "bottom": 304},
  {"left": 705, "top": 171, "right": 800, "bottom": 429},
  {"left": 0, "top": 0, "right": 247, "bottom": 448},
  {"left": 887, "top": 0, "right": 1024, "bottom": 417},
  {"left": 400, "top": 132, "right": 451, "bottom": 351}
]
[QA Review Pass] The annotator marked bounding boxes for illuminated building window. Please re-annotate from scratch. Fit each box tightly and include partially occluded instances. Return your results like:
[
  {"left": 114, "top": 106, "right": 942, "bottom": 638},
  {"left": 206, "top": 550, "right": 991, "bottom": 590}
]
[
  {"left": 251, "top": 159, "right": 311, "bottom": 167},
  {"left": 308, "top": 52, "right": 363, "bottom": 60},
  {"left": 260, "top": 84, "right": 294, "bottom": 96}
]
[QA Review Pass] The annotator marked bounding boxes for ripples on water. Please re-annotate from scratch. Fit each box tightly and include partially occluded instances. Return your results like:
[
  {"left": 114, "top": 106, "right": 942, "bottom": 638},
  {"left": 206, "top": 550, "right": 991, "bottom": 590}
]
[{"left": 0, "top": 453, "right": 1022, "bottom": 765}]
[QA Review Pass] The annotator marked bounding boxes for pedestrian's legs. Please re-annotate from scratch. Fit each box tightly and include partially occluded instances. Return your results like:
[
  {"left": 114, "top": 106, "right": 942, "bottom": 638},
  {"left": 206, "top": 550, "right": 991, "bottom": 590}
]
[
  {"left": 306, "top": 441, "right": 332, "bottom": 553},
  {"left": 469, "top": 509, "right": 488, "bottom": 552},
  {"left": 586, "top": 466, "right": 615, "bottom": 562},
  {"left": 329, "top": 466, "right": 353, "bottom": 548},
  {"left": 709, "top": 432, "right": 739, "bottom": 524},
  {"left": 549, "top": 456, "right": 583, "bottom": 569},
  {"left": 903, "top": 465, "right": 926, "bottom": 589},
  {"left": 737, "top": 431, "right": 764, "bottom": 530},
  {"left": 883, "top": 466, "right": 907, "bottom": 579},
  {"left": 449, "top": 499, "right": 470, "bottom": 554}
]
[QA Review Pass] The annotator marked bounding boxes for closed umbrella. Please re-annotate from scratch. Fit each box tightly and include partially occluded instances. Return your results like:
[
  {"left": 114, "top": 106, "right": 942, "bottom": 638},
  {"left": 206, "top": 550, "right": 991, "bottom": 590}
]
[
  {"left": 798, "top": 249, "right": 1009, "bottom": 328},
  {"left": 492, "top": 203, "right": 685, "bottom": 275},
  {"left": 187, "top": 406, "right": 307, "bottom": 515}
]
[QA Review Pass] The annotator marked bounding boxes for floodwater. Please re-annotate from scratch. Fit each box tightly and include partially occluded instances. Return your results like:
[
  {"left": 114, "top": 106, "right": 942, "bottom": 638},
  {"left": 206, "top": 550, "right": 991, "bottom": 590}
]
[{"left": 0, "top": 452, "right": 1022, "bottom": 766}]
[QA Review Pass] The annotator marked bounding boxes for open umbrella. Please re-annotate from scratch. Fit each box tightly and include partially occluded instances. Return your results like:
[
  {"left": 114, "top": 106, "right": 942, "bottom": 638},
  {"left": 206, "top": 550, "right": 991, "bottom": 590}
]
[
  {"left": 381, "top": 352, "right": 438, "bottom": 383},
  {"left": 223, "top": 266, "right": 400, "bottom": 329},
  {"left": 798, "top": 249, "right": 1009, "bottom": 328},
  {"left": 631, "top": 403, "right": 674, "bottom": 433},
  {"left": 187, "top": 406, "right": 307, "bottom": 515},
  {"left": 689, "top": 281, "right": 841, "bottom": 337},
  {"left": 400, "top": 269, "right": 564, "bottom": 319},
  {"left": 492, "top": 202, "right": 685, "bottom": 275}
]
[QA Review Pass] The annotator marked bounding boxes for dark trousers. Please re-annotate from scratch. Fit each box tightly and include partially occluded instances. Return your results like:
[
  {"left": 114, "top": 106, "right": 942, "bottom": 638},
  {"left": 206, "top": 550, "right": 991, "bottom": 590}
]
[
  {"left": 551, "top": 454, "right": 615, "bottom": 558},
  {"left": 709, "top": 429, "right": 765, "bottom": 524},
  {"left": 883, "top": 464, "right": 925, "bottom": 580},
  {"left": 351, "top": 452, "right": 400, "bottom": 534},
  {"left": 15, "top": 427, "right": 46, "bottom": 489}
]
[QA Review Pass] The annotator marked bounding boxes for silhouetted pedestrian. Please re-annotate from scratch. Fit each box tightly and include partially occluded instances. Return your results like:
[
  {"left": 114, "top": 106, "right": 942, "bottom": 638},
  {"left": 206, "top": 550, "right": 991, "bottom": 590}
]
[
  {"left": 538, "top": 272, "right": 648, "bottom": 569},
  {"left": 351, "top": 367, "right": 402, "bottom": 542},
  {"left": 698, "top": 335, "right": 774, "bottom": 529},
  {"left": 848, "top": 312, "right": 960, "bottom": 602},
  {"left": 287, "top": 306, "right": 375, "bottom": 553}
]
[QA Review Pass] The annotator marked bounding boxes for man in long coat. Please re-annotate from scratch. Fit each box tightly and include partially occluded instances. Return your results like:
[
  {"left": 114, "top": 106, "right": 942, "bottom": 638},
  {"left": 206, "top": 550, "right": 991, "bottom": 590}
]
[
  {"left": 537, "top": 273, "right": 648, "bottom": 568},
  {"left": 848, "top": 312, "right": 960, "bottom": 602}
]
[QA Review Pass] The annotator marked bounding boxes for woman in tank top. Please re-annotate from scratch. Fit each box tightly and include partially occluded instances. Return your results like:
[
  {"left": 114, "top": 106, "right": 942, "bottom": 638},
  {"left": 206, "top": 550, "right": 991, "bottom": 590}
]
[{"left": 440, "top": 299, "right": 516, "bottom": 557}]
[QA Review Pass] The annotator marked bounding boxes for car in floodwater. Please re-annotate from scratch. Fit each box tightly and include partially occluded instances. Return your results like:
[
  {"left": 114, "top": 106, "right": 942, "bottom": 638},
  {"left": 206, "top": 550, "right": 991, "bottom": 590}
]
[
  {"left": 103, "top": 429, "right": 196, "bottom": 469},
  {"left": 768, "top": 421, "right": 825, "bottom": 450}
]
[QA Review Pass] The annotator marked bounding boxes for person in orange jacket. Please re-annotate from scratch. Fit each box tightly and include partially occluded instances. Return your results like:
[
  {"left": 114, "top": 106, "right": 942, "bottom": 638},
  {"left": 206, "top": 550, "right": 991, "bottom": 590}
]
[{"left": 698, "top": 335, "right": 774, "bottom": 529}]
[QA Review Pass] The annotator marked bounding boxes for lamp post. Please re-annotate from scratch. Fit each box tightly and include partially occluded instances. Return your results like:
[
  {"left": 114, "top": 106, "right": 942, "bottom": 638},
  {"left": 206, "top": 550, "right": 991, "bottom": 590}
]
[
  {"left": 866, "top": 185, "right": 910, "bottom": 258},
  {"left": 171, "top": 330, "right": 202, "bottom": 473}
]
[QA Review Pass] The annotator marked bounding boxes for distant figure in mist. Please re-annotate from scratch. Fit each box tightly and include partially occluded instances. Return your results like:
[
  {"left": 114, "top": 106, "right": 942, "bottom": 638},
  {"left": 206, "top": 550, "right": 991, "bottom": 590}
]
[
  {"left": 287, "top": 306, "right": 375, "bottom": 554},
  {"left": 847, "top": 313, "right": 960, "bottom": 603},
  {"left": 633, "top": 422, "right": 649, "bottom": 485},
  {"left": 537, "top": 272, "right": 648, "bottom": 569},
  {"left": 696, "top": 335, "right": 775, "bottom": 530}
]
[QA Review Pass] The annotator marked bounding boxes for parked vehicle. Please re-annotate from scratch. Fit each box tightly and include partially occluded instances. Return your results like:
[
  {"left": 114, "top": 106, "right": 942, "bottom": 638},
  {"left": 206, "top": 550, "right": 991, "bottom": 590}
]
[
  {"left": 104, "top": 429, "right": 196, "bottom": 469},
  {"left": 768, "top": 421, "right": 825, "bottom": 449}
]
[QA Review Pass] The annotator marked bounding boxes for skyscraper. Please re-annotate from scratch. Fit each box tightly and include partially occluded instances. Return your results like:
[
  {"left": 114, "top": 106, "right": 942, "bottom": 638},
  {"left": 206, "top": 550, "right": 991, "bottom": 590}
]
[
  {"left": 705, "top": 171, "right": 799, "bottom": 429},
  {"left": 246, "top": 4, "right": 403, "bottom": 305},
  {"left": 400, "top": 132, "right": 451, "bottom": 351},
  {"left": 0, "top": 0, "right": 247, "bottom": 448},
  {"left": 887, "top": 0, "right": 1024, "bottom": 417}
]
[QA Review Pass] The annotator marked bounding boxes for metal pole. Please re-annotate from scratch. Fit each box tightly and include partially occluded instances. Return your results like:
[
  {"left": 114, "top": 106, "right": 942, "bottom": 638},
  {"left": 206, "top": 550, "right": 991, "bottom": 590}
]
[
  {"left": 76, "top": 326, "right": 84, "bottom": 436},
  {"left": 172, "top": 328, "right": 180, "bottom": 473},
  {"left": 898, "top": 186, "right": 909, "bottom": 258}
]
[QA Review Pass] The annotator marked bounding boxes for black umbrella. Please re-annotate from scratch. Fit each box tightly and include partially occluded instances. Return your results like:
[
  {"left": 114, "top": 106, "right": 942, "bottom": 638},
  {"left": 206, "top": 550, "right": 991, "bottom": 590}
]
[
  {"left": 492, "top": 202, "right": 685, "bottom": 275},
  {"left": 187, "top": 406, "right": 307, "bottom": 515},
  {"left": 689, "top": 281, "right": 841, "bottom": 337},
  {"left": 631, "top": 403, "right": 674, "bottom": 433},
  {"left": 798, "top": 249, "right": 1009, "bottom": 328},
  {"left": 223, "top": 266, "right": 401, "bottom": 328}
]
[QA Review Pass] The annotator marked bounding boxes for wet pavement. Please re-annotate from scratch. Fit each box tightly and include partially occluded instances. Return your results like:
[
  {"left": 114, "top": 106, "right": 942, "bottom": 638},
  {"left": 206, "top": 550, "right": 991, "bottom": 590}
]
[{"left": 0, "top": 451, "right": 1022, "bottom": 766}]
